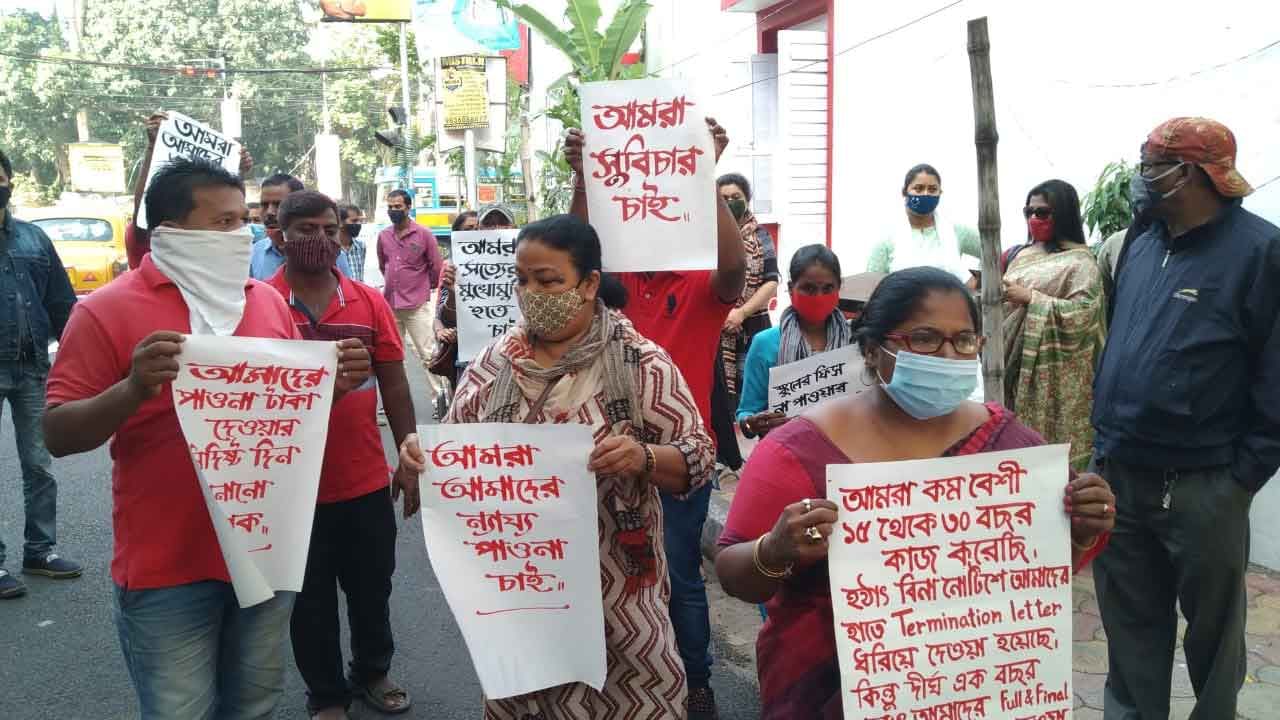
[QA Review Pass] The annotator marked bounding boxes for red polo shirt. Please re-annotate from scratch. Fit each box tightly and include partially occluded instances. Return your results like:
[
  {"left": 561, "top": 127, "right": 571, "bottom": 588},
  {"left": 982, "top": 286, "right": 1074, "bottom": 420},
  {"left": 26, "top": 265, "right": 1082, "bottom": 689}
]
[
  {"left": 618, "top": 271, "right": 733, "bottom": 437},
  {"left": 267, "top": 269, "right": 405, "bottom": 504},
  {"left": 46, "top": 254, "right": 299, "bottom": 591}
]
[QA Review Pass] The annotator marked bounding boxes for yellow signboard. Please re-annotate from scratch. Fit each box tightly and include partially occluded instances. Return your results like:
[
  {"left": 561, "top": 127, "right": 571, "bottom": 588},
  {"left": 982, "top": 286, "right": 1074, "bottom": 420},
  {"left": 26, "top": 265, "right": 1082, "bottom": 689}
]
[
  {"left": 67, "top": 143, "right": 126, "bottom": 194},
  {"left": 319, "top": 0, "right": 411, "bottom": 22},
  {"left": 441, "top": 54, "right": 490, "bottom": 131}
]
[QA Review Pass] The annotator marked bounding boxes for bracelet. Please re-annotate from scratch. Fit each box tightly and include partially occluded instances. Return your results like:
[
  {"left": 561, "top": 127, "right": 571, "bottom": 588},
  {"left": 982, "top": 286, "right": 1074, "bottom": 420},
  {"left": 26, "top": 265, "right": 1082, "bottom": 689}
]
[
  {"left": 1071, "top": 534, "right": 1100, "bottom": 552},
  {"left": 642, "top": 443, "right": 657, "bottom": 475},
  {"left": 753, "top": 535, "right": 792, "bottom": 579}
]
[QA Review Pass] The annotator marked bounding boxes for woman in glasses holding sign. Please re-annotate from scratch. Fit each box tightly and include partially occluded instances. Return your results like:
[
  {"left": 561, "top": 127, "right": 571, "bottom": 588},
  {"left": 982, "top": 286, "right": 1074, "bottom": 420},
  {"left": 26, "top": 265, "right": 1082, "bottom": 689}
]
[
  {"left": 736, "top": 244, "right": 855, "bottom": 439},
  {"left": 714, "top": 267, "right": 1114, "bottom": 719},
  {"left": 1000, "top": 179, "right": 1106, "bottom": 470}
]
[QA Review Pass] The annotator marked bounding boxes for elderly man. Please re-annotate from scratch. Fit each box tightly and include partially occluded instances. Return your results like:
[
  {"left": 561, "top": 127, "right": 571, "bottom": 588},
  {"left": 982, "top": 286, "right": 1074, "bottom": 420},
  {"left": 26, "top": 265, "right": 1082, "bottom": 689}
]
[{"left": 1091, "top": 117, "right": 1280, "bottom": 719}]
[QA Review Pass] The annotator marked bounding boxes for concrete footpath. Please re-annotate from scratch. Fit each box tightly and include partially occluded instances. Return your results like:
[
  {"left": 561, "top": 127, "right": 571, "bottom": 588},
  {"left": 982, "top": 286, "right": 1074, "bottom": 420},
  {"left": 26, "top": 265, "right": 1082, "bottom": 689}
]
[{"left": 700, "top": 469, "right": 1280, "bottom": 719}]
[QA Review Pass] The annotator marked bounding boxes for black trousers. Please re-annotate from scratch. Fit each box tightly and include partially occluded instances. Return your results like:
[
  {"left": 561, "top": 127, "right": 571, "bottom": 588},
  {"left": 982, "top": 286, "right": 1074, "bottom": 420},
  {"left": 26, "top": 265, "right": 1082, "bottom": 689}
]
[
  {"left": 1091, "top": 457, "right": 1251, "bottom": 719},
  {"left": 290, "top": 487, "right": 398, "bottom": 711},
  {"left": 711, "top": 352, "right": 743, "bottom": 470}
]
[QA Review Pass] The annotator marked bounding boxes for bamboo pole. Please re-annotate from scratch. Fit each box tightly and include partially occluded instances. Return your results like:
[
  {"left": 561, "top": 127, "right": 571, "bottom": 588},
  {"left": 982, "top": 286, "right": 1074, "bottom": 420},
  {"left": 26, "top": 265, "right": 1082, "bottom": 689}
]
[{"left": 966, "top": 17, "right": 1007, "bottom": 406}]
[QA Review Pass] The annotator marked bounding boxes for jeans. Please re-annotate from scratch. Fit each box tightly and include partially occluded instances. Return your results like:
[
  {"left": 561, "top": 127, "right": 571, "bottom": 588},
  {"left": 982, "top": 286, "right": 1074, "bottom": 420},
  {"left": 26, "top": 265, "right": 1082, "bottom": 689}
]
[
  {"left": 661, "top": 482, "right": 713, "bottom": 689},
  {"left": 113, "top": 581, "right": 295, "bottom": 720},
  {"left": 291, "top": 488, "right": 398, "bottom": 711},
  {"left": 0, "top": 360, "right": 56, "bottom": 567}
]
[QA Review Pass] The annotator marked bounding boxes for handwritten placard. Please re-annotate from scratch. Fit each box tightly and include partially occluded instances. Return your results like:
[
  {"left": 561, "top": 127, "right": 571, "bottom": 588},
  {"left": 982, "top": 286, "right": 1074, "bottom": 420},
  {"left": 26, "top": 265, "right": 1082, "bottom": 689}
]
[
  {"left": 452, "top": 229, "right": 520, "bottom": 363},
  {"left": 418, "top": 423, "right": 607, "bottom": 699},
  {"left": 138, "top": 111, "right": 241, "bottom": 229},
  {"left": 172, "top": 335, "right": 338, "bottom": 607},
  {"left": 767, "top": 346, "right": 862, "bottom": 417},
  {"left": 826, "top": 444, "right": 1073, "bottom": 720},
  {"left": 580, "top": 78, "right": 716, "bottom": 272}
]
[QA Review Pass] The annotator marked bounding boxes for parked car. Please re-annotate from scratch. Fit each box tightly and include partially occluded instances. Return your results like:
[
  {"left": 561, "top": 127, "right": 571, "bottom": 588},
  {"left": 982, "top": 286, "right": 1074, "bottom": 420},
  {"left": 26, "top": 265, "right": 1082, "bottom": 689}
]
[{"left": 19, "top": 205, "right": 129, "bottom": 295}]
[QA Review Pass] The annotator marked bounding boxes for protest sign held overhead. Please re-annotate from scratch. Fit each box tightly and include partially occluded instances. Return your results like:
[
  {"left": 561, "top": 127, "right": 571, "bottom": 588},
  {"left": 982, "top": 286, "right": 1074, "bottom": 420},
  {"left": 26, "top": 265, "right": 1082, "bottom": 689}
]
[
  {"left": 452, "top": 229, "right": 520, "bottom": 363},
  {"left": 826, "top": 444, "right": 1074, "bottom": 720},
  {"left": 767, "top": 346, "right": 862, "bottom": 418},
  {"left": 580, "top": 78, "right": 716, "bottom": 272},
  {"left": 418, "top": 423, "right": 607, "bottom": 700},
  {"left": 138, "top": 111, "right": 241, "bottom": 229},
  {"left": 172, "top": 335, "right": 338, "bottom": 608}
]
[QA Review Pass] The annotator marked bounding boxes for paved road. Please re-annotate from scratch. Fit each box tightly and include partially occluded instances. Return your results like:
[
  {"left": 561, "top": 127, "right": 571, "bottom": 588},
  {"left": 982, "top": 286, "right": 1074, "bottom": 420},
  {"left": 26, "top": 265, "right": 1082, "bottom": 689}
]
[{"left": 0, "top": 364, "right": 762, "bottom": 719}]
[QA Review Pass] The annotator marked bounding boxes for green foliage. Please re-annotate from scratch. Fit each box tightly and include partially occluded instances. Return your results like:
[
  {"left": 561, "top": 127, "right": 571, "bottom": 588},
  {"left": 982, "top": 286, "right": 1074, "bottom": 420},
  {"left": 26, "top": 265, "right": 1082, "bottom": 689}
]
[
  {"left": 0, "top": 11, "right": 78, "bottom": 194},
  {"left": 1082, "top": 161, "right": 1136, "bottom": 241}
]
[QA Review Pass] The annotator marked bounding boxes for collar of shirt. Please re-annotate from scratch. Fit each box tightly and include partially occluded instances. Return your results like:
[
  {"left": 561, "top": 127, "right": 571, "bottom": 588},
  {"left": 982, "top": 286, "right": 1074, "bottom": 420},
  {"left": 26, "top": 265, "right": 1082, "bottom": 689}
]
[
  {"left": 1158, "top": 198, "right": 1243, "bottom": 253},
  {"left": 266, "top": 267, "right": 360, "bottom": 326}
]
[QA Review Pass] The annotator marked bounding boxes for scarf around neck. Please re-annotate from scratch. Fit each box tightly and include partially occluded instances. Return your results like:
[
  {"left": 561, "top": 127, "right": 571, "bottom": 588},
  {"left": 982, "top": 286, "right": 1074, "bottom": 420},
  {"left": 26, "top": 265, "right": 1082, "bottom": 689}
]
[{"left": 776, "top": 306, "right": 854, "bottom": 366}]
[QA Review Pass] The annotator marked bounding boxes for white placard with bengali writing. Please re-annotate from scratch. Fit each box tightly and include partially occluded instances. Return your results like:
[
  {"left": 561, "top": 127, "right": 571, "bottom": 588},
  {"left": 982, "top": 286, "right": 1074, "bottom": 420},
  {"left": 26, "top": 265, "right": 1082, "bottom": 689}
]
[
  {"left": 138, "top": 111, "right": 241, "bottom": 229},
  {"left": 767, "top": 345, "right": 863, "bottom": 418},
  {"left": 580, "top": 78, "right": 716, "bottom": 272},
  {"left": 172, "top": 335, "right": 338, "bottom": 608},
  {"left": 826, "top": 444, "right": 1073, "bottom": 720},
  {"left": 418, "top": 423, "right": 607, "bottom": 699},
  {"left": 452, "top": 229, "right": 520, "bottom": 363}
]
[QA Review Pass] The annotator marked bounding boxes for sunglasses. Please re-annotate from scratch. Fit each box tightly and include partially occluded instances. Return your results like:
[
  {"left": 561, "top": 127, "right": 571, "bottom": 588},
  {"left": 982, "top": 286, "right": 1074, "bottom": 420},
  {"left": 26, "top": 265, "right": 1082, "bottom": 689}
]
[{"left": 1022, "top": 207, "right": 1052, "bottom": 220}]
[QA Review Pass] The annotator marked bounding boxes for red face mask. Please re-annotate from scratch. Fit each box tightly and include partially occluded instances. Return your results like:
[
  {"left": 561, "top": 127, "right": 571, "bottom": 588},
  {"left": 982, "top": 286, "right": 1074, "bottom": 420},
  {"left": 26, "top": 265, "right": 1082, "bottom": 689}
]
[
  {"left": 791, "top": 291, "right": 839, "bottom": 324},
  {"left": 1027, "top": 216, "right": 1055, "bottom": 243}
]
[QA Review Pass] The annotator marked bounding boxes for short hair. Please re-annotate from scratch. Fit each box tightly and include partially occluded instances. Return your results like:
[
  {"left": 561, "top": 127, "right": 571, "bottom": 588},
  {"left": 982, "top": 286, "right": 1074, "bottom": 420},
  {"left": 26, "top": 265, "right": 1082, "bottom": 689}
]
[
  {"left": 279, "top": 190, "right": 339, "bottom": 230},
  {"left": 451, "top": 210, "right": 478, "bottom": 232},
  {"left": 716, "top": 173, "right": 752, "bottom": 202},
  {"left": 339, "top": 203, "right": 362, "bottom": 222},
  {"left": 902, "top": 163, "right": 942, "bottom": 194},
  {"left": 145, "top": 157, "right": 246, "bottom": 229},
  {"left": 386, "top": 189, "right": 412, "bottom": 205},
  {"left": 261, "top": 173, "right": 304, "bottom": 193},
  {"left": 0, "top": 148, "right": 12, "bottom": 179}
]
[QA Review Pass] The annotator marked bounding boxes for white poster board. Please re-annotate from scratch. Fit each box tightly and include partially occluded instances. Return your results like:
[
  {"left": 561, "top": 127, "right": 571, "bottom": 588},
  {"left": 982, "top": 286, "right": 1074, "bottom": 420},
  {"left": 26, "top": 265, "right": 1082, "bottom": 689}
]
[
  {"left": 580, "top": 78, "right": 716, "bottom": 272},
  {"left": 826, "top": 444, "right": 1073, "bottom": 720},
  {"left": 172, "top": 336, "right": 338, "bottom": 607},
  {"left": 767, "top": 346, "right": 862, "bottom": 417},
  {"left": 418, "top": 423, "right": 607, "bottom": 699},
  {"left": 452, "top": 229, "right": 520, "bottom": 363},
  {"left": 138, "top": 111, "right": 241, "bottom": 229}
]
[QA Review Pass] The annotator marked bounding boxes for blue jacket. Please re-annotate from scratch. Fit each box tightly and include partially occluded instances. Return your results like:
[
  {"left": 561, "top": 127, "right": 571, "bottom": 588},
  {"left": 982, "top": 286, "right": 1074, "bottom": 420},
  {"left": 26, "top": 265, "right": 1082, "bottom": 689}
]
[
  {"left": 0, "top": 211, "right": 76, "bottom": 367},
  {"left": 1092, "top": 200, "right": 1280, "bottom": 491}
]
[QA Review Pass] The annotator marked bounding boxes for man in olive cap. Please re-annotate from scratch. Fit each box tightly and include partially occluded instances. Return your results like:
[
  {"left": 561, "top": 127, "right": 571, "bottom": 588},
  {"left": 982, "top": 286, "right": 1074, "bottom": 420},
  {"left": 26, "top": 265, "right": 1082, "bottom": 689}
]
[{"left": 1091, "top": 117, "right": 1280, "bottom": 718}]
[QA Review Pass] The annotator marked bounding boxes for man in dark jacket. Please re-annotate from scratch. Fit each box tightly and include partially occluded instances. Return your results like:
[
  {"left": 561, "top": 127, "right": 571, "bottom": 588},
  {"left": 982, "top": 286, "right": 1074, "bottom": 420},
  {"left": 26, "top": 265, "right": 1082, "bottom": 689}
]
[{"left": 1092, "top": 117, "right": 1280, "bottom": 719}]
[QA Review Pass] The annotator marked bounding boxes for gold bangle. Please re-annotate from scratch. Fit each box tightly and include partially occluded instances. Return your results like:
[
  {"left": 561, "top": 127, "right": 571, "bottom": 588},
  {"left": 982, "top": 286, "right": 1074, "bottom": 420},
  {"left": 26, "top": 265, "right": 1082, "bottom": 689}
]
[
  {"left": 1071, "top": 534, "right": 1100, "bottom": 552},
  {"left": 642, "top": 443, "right": 657, "bottom": 475},
  {"left": 753, "top": 535, "right": 792, "bottom": 579}
]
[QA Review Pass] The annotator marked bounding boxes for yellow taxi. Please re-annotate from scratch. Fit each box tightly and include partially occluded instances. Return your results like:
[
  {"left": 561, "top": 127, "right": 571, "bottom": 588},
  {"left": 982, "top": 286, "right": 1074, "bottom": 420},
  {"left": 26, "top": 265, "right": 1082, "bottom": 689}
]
[{"left": 19, "top": 205, "right": 130, "bottom": 295}]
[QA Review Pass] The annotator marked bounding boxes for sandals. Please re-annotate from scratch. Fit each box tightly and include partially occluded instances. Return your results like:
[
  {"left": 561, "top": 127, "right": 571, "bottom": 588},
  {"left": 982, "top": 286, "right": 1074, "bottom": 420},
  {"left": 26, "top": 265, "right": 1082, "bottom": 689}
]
[{"left": 357, "top": 678, "right": 412, "bottom": 715}]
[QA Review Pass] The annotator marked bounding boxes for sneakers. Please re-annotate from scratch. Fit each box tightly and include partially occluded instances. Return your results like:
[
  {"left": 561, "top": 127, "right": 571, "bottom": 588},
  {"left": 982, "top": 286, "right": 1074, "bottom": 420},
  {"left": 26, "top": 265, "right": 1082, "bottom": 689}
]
[
  {"left": 687, "top": 687, "right": 719, "bottom": 720},
  {"left": 0, "top": 569, "right": 28, "bottom": 599},
  {"left": 22, "top": 553, "right": 83, "bottom": 579}
]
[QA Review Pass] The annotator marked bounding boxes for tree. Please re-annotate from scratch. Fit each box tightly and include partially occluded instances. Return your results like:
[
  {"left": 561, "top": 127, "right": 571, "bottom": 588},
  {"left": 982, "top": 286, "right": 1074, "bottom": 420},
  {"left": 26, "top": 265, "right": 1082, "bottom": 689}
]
[
  {"left": 1082, "top": 161, "right": 1136, "bottom": 242},
  {"left": 0, "top": 11, "right": 80, "bottom": 194}
]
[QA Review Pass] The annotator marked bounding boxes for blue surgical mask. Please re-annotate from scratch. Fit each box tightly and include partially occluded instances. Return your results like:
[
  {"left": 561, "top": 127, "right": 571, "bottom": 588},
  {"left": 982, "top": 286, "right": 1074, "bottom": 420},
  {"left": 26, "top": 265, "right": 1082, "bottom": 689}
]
[
  {"left": 905, "top": 193, "right": 940, "bottom": 216},
  {"left": 878, "top": 348, "right": 979, "bottom": 420}
]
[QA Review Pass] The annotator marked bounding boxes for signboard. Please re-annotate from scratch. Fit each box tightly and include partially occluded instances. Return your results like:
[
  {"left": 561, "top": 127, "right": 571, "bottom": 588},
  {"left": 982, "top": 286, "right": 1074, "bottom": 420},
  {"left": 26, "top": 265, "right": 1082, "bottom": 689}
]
[
  {"left": 67, "top": 143, "right": 126, "bottom": 194},
  {"left": 418, "top": 423, "right": 607, "bottom": 699},
  {"left": 451, "top": 229, "right": 519, "bottom": 362},
  {"left": 172, "top": 335, "right": 339, "bottom": 607},
  {"left": 766, "top": 345, "right": 862, "bottom": 417},
  {"left": 413, "top": 0, "right": 520, "bottom": 55},
  {"left": 320, "top": 0, "right": 411, "bottom": 22},
  {"left": 138, "top": 111, "right": 241, "bottom": 229},
  {"left": 580, "top": 78, "right": 716, "bottom": 272},
  {"left": 434, "top": 55, "right": 508, "bottom": 152},
  {"left": 441, "top": 54, "right": 491, "bottom": 130},
  {"left": 826, "top": 445, "right": 1073, "bottom": 720}
]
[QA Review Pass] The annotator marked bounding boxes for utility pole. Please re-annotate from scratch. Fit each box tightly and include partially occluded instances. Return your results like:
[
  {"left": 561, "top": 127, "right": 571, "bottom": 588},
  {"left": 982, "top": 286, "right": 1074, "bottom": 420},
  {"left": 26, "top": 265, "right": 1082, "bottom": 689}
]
[{"left": 398, "top": 23, "right": 413, "bottom": 191}]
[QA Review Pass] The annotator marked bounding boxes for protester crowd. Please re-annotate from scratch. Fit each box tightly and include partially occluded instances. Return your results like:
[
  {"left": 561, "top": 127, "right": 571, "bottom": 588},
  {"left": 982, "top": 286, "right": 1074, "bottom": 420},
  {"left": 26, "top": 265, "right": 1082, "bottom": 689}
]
[{"left": 0, "top": 111, "right": 1276, "bottom": 720}]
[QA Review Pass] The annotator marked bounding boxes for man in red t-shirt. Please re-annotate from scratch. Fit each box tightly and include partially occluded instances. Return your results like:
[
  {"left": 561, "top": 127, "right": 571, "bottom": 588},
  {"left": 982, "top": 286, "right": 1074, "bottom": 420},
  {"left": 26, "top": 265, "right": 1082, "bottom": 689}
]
[
  {"left": 44, "top": 158, "right": 371, "bottom": 719},
  {"left": 267, "top": 190, "right": 419, "bottom": 718},
  {"left": 565, "top": 120, "right": 746, "bottom": 720}
]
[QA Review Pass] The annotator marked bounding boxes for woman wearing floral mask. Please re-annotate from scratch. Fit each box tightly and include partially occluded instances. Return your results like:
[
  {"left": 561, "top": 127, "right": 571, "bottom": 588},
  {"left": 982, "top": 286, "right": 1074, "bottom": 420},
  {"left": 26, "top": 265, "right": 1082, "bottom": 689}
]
[
  {"left": 396, "top": 214, "right": 715, "bottom": 720},
  {"left": 735, "top": 244, "right": 852, "bottom": 439},
  {"left": 867, "top": 163, "right": 980, "bottom": 283},
  {"left": 1000, "top": 179, "right": 1106, "bottom": 470},
  {"left": 714, "top": 267, "right": 1114, "bottom": 719}
]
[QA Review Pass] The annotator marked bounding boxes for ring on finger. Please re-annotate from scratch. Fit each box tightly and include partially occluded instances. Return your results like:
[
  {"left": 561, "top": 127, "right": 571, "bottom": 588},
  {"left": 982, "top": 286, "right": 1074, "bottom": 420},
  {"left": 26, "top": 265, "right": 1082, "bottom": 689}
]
[
  {"left": 803, "top": 498, "right": 813, "bottom": 514},
  {"left": 804, "top": 526, "right": 823, "bottom": 543},
  {"left": 1103, "top": 503, "right": 1110, "bottom": 515}
]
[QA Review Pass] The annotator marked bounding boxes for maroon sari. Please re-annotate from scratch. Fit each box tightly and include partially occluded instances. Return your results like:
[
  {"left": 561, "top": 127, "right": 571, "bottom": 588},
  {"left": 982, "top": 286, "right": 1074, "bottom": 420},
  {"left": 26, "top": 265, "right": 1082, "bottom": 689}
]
[{"left": 718, "top": 403, "right": 1065, "bottom": 719}]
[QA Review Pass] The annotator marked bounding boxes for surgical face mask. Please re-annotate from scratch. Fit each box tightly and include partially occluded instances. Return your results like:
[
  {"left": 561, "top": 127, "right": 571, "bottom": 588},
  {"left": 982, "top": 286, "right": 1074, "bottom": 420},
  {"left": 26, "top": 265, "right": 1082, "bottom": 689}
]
[
  {"left": 1133, "top": 161, "right": 1188, "bottom": 217},
  {"left": 878, "top": 348, "right": 979, "bottom": 420},
  {"left": 905, "top": 193, "right": 940, "bottom": 216},
  {"left": 283, "top": 231, "right": 340, "bottom": 273},
  {"left": 388, "top": 209, "right": 407, "bottom": 225},
  {"left": 343, "top": 223, "right": 362, "bottom": 239},
  {"left": 518, "top": 286, "right": 585, "bottom": 338},
  {"left": 726, "top": 198, "right": 748, "bottom": 221}
]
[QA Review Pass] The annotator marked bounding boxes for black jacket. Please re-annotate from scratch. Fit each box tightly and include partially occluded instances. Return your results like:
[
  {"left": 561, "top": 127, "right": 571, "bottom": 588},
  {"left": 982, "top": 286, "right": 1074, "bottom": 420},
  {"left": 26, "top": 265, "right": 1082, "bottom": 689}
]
[{"left": 1092, "top": 199, "right": 1280, "bottom": 491}]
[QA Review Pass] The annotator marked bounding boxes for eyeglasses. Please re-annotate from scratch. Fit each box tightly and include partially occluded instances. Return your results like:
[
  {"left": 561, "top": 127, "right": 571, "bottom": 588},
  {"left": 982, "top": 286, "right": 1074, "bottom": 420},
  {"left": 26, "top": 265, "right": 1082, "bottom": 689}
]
[
  {"left": 1022, "top": 207, "right": 1052, "bottom": 220},
  {"left": 1138, "top": 160, "right": 1181, "bottom": 176},
  {"left": 885, "top": 329, "right": 983, "bottom": 355}
]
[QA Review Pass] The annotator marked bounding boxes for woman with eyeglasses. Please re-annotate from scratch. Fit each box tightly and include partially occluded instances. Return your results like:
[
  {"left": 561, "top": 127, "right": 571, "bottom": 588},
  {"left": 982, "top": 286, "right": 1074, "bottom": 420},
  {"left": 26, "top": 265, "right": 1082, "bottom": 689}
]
[
  {"left": 1000, "top": 179, "right": 1106, "bottom": 470},
  {"left": 867, "top": 163, "right": 981, "bottom": 282},
  {"left": 713, "top": 267, "right": 1114, "bottom": 719},
  {"left": 735, "top": 244, "right": 853, "bottom": 439}
]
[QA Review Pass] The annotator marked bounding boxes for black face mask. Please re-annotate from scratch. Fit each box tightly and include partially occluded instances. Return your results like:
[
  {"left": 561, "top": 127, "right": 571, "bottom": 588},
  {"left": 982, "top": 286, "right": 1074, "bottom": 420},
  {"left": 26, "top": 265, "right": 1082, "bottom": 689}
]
[
  {"left": 343, "top": 223, "right": 362, "bottom": 239},
  {"left": 0, "top": 185, "right": 11, "bottom": 209},
  {"left": 388, "top": 209, "right": 407, "bottom": 225}
]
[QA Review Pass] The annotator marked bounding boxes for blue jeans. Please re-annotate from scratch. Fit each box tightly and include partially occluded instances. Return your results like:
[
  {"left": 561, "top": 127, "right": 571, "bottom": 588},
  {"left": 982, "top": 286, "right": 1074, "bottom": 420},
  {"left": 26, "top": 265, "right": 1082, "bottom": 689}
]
[
  {"left": 0, "top": 360, "right": 56, "bottom": 567},
  {"left": 113, "top": 581, "right": 296, "bottom": 720},
  {"left": 661, "top": 483, "right": 713, "bottom": 689}
]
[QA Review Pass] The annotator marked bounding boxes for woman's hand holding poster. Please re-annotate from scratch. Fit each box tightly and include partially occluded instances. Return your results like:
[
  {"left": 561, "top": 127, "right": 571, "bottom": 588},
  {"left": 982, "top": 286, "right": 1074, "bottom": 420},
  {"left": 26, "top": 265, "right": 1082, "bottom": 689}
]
[{"left": 826, "top": 445, "right": 1073, "bottom": 720}]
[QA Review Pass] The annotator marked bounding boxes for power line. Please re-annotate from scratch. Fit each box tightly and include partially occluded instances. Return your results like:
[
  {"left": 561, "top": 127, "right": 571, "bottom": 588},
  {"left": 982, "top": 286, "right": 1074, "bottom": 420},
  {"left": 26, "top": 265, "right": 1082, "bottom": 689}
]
[
  {"left": 0, "top": 49, "right": 389, "bottom": 75},
  {"left": 1048, "top": 38, "right": 1280, "bottom": 89}
]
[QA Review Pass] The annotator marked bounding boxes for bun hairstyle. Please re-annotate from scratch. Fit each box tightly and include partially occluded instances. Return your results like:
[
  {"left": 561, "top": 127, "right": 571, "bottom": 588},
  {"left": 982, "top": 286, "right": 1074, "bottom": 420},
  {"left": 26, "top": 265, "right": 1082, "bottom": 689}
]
[
  {"left": 853, "top": 266, "right": 980, "bottom": 353},
  {"left": 516, "top": 214, "right": 628, "bottom": 309}
]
